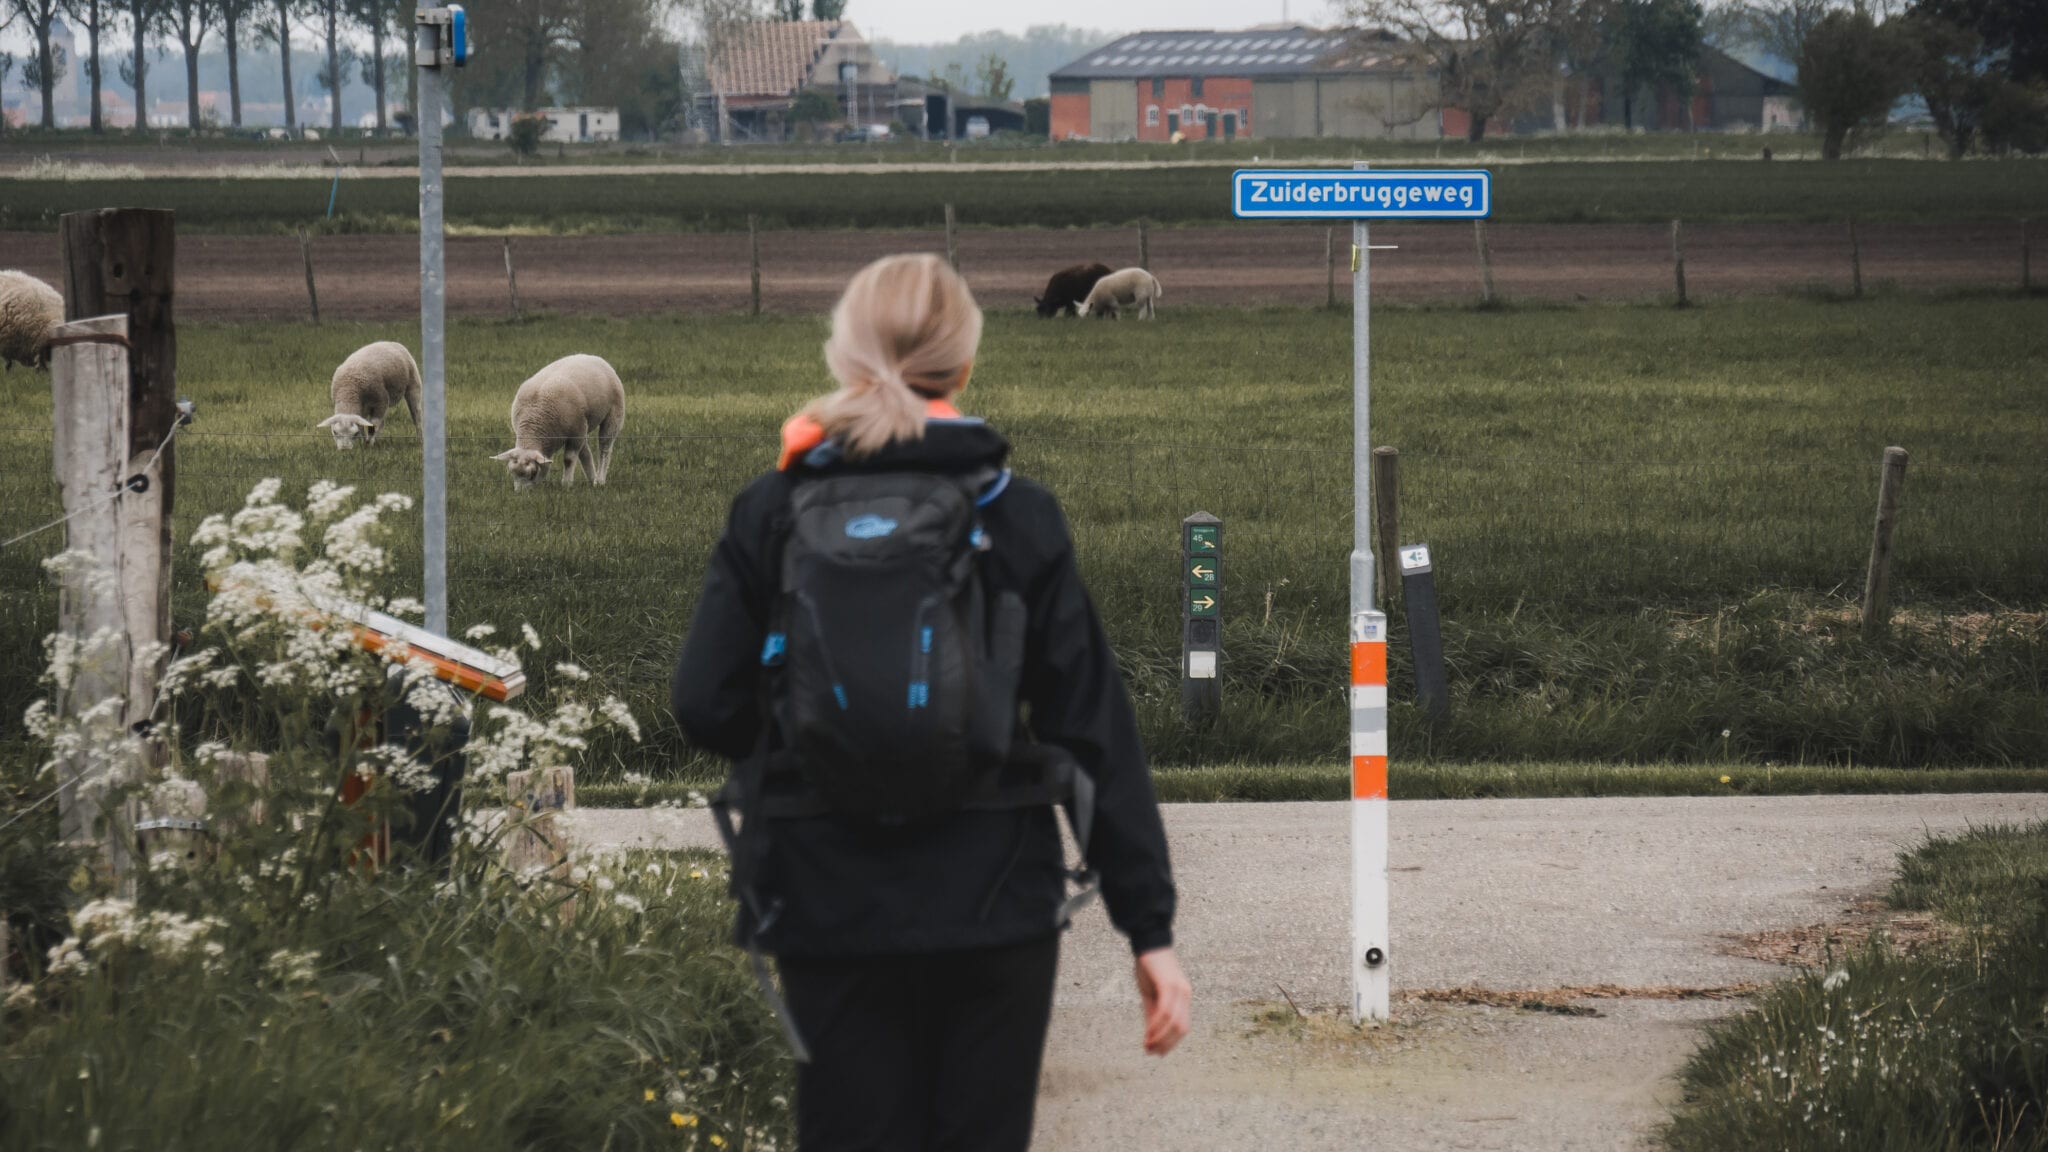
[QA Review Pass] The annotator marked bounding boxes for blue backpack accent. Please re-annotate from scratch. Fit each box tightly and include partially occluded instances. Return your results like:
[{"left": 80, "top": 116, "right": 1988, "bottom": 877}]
[{"left": 843, "top": 514, "right": 899, "bottom": 540}]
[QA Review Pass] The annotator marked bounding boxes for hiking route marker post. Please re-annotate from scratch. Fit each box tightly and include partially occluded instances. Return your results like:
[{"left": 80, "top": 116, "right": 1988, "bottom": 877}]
[
  {"left": 1181, "top": 512, "right": 1222, "bottom": 721},
  {"left": 1233, "top": 164, "right": 1492, "bottom": 1022}
]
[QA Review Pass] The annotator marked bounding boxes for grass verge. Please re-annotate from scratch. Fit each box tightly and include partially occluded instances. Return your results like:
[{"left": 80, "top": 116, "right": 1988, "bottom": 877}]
[
  {"left": 1662, "top": 820, "right": 2048, "bottom": 1151},
  {"left": 578, "top": 764, "right": 2048, "bottom": 806}
]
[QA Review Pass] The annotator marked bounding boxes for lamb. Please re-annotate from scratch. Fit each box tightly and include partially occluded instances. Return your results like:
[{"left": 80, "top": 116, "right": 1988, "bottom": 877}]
[
  {"left": 0, "top": 270, "right": 63, "bottom": 370},
  {"left": 317, "top": 341, "right": 422, "bottom": 449},
  {"left": 492, "top": 354, "right": 625, "bottom": 489},
  {"left": 1077, "top": 267, "right": 1163, "bottom": 320},
  {"left": 1034, "top": 262, "right": 1112, "bottom": 318}
]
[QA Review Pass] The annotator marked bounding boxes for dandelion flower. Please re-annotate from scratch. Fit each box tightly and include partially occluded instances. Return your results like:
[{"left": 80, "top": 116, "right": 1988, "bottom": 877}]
[
  {"left": 710, "top": 1135, "right": 726, "bottom": 1148},
  {"left": 645, "top": 1089, "right": 657, "bottom": 1102},
  {"left": 670, "top": 1112, "right": 688, "bottom": 1128},
  {"left": 1719, "top": 775, "right": 1732, "bottom": 784}
]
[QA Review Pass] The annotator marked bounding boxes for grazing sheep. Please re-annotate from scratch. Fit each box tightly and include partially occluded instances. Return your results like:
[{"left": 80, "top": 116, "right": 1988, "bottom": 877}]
[
  {"left": 1034, "top": 262, "right": 1112, "bottom": 318},
  {"left": 492, "top": 354, "right": 625, "bottom": 489},
  {"left": 1077, "top": 267, "right": 1163, "bottom": 320},
  {"left": 317, "top": 341, "right": 422, "bottom": 449},
  {"left": 0, "top": 270, "right": 63, "bottom": 370}
]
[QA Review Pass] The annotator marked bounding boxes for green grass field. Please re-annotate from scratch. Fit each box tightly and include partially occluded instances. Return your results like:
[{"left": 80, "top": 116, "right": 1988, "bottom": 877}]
[
  {"left": 3, "top": 297, "right": 2043, "bottom": 783},
  {"left": 1, "top": 158, "right": 2043, "bottom": 234}
]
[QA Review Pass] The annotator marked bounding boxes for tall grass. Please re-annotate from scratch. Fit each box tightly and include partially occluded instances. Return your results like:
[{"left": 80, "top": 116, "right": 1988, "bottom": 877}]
[
  {"left": 1, "top": 298, "right": 2042, "bottom": 775},
  {"left": 1662, "top": 821, "right": 2048, "bottom": 1151},
  {"left": 0, "top": 159, "right": 2043, "bottom": 233}
]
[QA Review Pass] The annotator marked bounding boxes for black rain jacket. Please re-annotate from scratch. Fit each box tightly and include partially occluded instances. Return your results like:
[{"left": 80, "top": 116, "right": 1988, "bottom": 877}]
[{"left": 671, "top": 417, "right": 1176, "bottom": 958}]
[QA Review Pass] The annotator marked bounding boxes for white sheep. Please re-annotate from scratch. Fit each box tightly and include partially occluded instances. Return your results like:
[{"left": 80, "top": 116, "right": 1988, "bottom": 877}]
[
  {"left": 317, "top": 341, "right": 422, "bottom": 449},
  {"left": 492, "top": 354, "right": 625, "bottom": 489},
  {"left": 1077, "top": 267, "right": 1163, "bottom": 320},
  {"left": 0, "top": 270, "right": 63, "bottom": 370}
]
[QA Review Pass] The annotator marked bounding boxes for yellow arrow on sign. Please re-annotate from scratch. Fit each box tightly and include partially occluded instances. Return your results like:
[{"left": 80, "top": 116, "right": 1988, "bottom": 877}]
[
  {"left": 1191, "top": 594, "right": 1216, "bottom": 611},
  {"left": 1189, "top": 564, "right": 1214, "bottom": 580},
  {"left": 1192, "top": 538, "right": 1216, "bottom": 550}
]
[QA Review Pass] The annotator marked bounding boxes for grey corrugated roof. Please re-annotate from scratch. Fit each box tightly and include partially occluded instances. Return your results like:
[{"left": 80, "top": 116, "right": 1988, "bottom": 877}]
[{"left": 1049, "top": 26, "right": 1371, "bottom": 80}]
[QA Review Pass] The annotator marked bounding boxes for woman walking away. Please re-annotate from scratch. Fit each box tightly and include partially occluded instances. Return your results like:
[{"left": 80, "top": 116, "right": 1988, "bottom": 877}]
[{"left": 673, "top": 253, "right": 1189, "bottom": 1151}]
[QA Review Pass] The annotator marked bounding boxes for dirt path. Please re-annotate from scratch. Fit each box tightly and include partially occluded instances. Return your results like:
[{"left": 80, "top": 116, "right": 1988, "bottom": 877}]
[
  {"left": 0, "top": 221, "right": 2023, "bottom": 321},
  {"left": 572, "top": 792, "right": 2048, "bottom": 1151}
]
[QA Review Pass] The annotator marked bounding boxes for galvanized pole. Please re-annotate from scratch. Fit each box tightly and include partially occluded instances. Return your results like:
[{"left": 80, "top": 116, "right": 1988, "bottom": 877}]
[
  {"left": 1349, "top": 159, "right": 1391, "bottom": 1024},
  {"left": 417, "top": 10, "right": 448, "bottom": 636}
]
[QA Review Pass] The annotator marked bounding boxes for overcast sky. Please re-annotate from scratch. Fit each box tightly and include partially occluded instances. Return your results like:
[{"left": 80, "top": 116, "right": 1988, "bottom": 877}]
[{"left": 855, "top": 0, "right": 1335, "bottom": 44}]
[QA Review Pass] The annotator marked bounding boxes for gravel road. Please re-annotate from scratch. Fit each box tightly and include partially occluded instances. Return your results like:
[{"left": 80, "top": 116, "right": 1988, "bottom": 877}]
[{"left": 571, "top": 793, "right": 2048, "bottom": 1150}]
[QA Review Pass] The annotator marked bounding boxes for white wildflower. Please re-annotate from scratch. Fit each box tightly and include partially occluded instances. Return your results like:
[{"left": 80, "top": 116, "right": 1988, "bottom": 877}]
[
  {"left": 614, "top": 893, "right": 645, "bottom": 913},
  {"left": 1822, "top": 969, "right": 1850, "bottom": 991},
  {"left": 521, "top": 623, "right": 542, "bottom": 651},
  {"left": 265, "top": 948, "right": 321, "bottom": 985},
  {"left": 554, "top": 662, "right": 591, "bottom": 682},
  {"left": 600, "top": 695, "right": 642, "bottom": 742},
  {"left": 305, "top": 480, "right": 357, "bottom": 521},
  {"left": 464, "top": 623, "right": 498, "bottom": 641}
]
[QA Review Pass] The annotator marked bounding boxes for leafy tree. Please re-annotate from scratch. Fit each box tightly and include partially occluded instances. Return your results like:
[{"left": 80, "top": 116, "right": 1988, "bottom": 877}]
[
  {"left": 345, "top": 0, "right": 404, "bottom": 132},
  {"left": 1899, "top": 11, "right": 1997, "bottom": 156},
  {"left": 1979, "top": 74, "right": 2048, "bottom": 153},
  {"left": 1911, "top": 0, "right": 2045, "bottom": 84},
  {"left": 307, "top": 0, "right": 350, "bottom": 131},
  {"left": 810, "top": 0, "right": 842, "bottom": 19},
  {"left": 252, "top": 0, "right": 301, "bottom": 129},
  {"left": 1340, "top": 0, "right": 1556, "bottom": 140},
  {"left": 772, "top": 0, "right": 798, "bottom": 18},
  {"left": 789, "top": 86, "right": 837, "bottom": 123},
  {"left": 973, "top": 51, "right": 1012, "bottom": 101},
  {"left": 507, "top": 111, "right": 545, "bottom": 154},
  {"left": 9, "top": 0, "right": 67, "bottom": 128},
  {"left": 1797, "top": 7, "right": 1912, "bottom": 158},
  {"left": 1613, "top": 0, "right": 1704, "bottom": 127},
  {"left": 562, "top": 0, "right": 683, "bottom": 138},
  {"left": 1554, "top": 0, "right": 1617, "bottom": 129},
  {"left": 167, "top": 0, "right": 215, "bottom": 130},
  {"left": 1726, "top": 0, "right": 1842, "bottom": 64},
  {"left": 60, "top": 0, "right": 111, "bottom": 130},
  {"left": 1023, "top": 93, "right": 1048, "bottom": 134},
  {"left": 120, "top": 0, "right": 170, "bottom": 129},
  {"left": 216, "top": 0, "right": 253, "bottom": 125},
  {"left": 0, "top": 53, "right": 13, "bottom": 133}
]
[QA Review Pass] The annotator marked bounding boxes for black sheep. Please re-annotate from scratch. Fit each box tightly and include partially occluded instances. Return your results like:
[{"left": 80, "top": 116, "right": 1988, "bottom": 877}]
[{"left": 1034, "top": 262, "right": 1113, "bottom": 318}]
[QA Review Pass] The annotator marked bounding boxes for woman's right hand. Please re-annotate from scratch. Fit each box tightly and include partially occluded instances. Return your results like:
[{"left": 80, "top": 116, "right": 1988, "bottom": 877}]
[{"left": 1134, "top": 947, "right": 1192, "bottom": 1056}]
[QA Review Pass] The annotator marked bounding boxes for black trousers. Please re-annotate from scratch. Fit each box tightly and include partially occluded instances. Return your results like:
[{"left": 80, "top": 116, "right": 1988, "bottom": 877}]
[{"left": 778, "top": 934, "right": 1061, "bottom": 1152}]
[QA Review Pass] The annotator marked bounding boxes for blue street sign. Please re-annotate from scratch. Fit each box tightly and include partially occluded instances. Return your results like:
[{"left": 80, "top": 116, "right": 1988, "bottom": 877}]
[{"left": 1232, "top": 169, "right": 1492, "bottom": 220}]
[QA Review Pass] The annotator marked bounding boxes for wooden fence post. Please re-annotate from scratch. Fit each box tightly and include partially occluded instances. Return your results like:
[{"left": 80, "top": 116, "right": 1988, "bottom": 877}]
[
  {"left": 944, "top": 203, "right": 958, "bottom": 272},
  {"left": 748, "top": 214, "right": 762, "bottom": 316},
  {"left": 1861, "top": 446, "right": 1909, "bottom": 637},
  {"left": 1848, "top": 218, "right": 1863, "bottom": 299},
  {"left": 298, "top": 226, "right": 320, "bottom": 324},
  {"left": 1474, "top": 219, "right": 1497, "bottom": 306},
  {"left": 1372, "top": 447, "right": 1400, "bottom": 605},
  {"left": 1138, "top": 217, "right": 1150, "bottom": 272},
  {"left": 48, "top": 314, "right": 147, "bottom": 884},
  {"left": 57, "top": 207, "right": 178, "bottom": 888},
  {"left": 1325, "top": 226, "right": 1336, "bottom": 309},
  {"left": 1671, "top": 218, "right": 1688, "bottom": 306},
  {"left": 502, "top": 235, "right": 523, "bottom": 320}
]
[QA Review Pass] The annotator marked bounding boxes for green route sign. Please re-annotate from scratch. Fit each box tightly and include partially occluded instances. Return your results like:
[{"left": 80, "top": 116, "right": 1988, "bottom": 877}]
[
  {"left": 1187, "top": 525, "right": 1220, "bottom": 552},
  {"left": 1186, "top": 559, "right": 1218, "bottom": 587},
  {"left": 1188, "top": 592, "right": 1219, "bottom": 617}
]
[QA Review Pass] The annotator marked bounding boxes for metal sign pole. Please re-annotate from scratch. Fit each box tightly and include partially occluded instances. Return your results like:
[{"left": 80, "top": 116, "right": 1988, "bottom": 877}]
[
  {"left": 416, "top": 8, "right": 454, "bottom": 635},
  {"left": 1349, "top": 159, "right": 1391, "bottom": 1023},
  {"left": 1227, "top": 162, "right": 1488, "bottom": 1027}
]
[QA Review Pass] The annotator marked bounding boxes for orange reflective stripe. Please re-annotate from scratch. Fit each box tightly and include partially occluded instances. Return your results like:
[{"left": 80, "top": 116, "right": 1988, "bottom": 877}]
[
  {"left": 778, "top": 398, "right": 965, "bottom": 471},
  {"left": 1350, "top": 640, "right": 1386, "bottom": 686},
  {"left": 353, "top": 627, "right": 519, "bottom": 702},
  {"left": 1352, "top": 755, "right": 1388, "bottom": 799}
]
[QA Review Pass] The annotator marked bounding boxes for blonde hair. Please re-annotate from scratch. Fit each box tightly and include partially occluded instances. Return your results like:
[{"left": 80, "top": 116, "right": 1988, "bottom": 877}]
[{"left": 809, "top": 253, "right": 983, "bottom": 459}]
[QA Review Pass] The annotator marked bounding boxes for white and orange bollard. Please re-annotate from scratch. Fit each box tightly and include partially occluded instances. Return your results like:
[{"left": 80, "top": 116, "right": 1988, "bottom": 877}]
[{"left": 1351, "top": 608, "right": 1390, "bottom": 1021}]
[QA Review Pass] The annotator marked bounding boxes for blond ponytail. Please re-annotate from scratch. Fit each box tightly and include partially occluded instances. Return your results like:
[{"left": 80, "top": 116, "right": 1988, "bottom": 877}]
[{"left": 809, "top": 253, "right": 983, "bottom": 459}]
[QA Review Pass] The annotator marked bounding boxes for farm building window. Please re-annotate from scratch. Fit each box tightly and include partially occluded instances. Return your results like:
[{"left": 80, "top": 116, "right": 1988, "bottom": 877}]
[
  {"left": 1147, "top": 105, "right": 1160, "bottom": 126},
  {"left": 1153, "top": 77, "right": 1165, "bottom": 97},
  {"left": 1191, "top": 76, "right": 1205, "bottom": 97}
]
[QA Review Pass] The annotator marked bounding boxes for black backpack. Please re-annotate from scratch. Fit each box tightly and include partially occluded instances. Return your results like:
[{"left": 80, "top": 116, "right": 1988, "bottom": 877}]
[
  {"left": 771, "top": 469, "right": 1025, "bottom": 820},
  {"left": 709, "top": 466, "right": 1098, "bottom": 1061}
]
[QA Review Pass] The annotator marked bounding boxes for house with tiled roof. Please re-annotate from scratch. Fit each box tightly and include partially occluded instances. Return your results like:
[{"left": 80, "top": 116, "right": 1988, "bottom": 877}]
[{"left": 699, "top": 20, "right": 903, "bottom": 140}]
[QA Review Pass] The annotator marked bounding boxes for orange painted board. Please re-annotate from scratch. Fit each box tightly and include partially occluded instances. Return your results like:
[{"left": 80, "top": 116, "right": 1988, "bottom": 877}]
[
  {"left": 1352, "top": 754, "right": 1388, "bottom": 799},
  {"left": 1350, "top": 641, "right": 1387, "bottom": 686}
]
